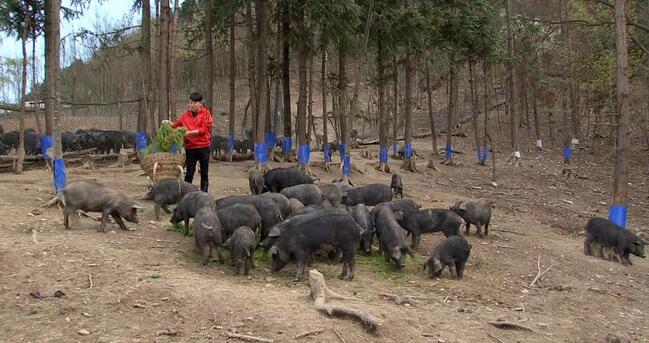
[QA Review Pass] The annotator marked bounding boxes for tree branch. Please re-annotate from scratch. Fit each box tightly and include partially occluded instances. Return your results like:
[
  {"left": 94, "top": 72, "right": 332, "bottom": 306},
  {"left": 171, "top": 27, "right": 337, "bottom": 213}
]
[{"left": 590, "top": 0, "right": 649, "bottom": 33}]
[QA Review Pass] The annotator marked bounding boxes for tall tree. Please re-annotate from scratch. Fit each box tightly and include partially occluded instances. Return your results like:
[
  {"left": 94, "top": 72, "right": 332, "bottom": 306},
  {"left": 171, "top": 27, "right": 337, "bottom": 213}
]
[
  {"left": 505, "top": 0, "right": 520, "bottom": 166},
  {"left": 158, "top": 0, "right": 170, "bottom": 122},
  {"left": 296, "top": 0, "right": 309, "bottom": 171},
  {"left": 204, "top": 0, "right": 213, "bottom": 112},
  {"left": 245, "top": 2, "right": 256, "bottom": 137},
  {"left": 444, "top": 59, "right": 457, "bottom": 164},
  {"left": 280, "top": 0, "right": 292, "bottom": 159},
  {"left": 425, "top": 64, "right": 437, "bottom": 157},
  {"left": 45, "top": 0, "right": 63, "bottom": 192},
  {"left": 168, "top": 0, "right": 179, "bottom": 119},
  {"left": 254, "top": 0, "right": 270, "bottom": 170},
  {"left": 138, "top": 0, "right": 152, "bottom": 138},
  {"left": 376, "top": 26, "right": 390, "bottom": 172},
  {"left": 226, "top": 10, "right": 236, "bottom": 162},
  {"left": 401, "top": 43, "right": 416, "bottom": 171},
  {"left": 610, "top": 0, "right": 630, "bottom": 227},
  {"left": 43, "top": 0, "right": 57, "bottom": 138},
  {"left": 321, "top": 48, "right": 330, "bottom": 167},
  {"left": 16, "top": 0, "right": 29, "bottom": 173}
]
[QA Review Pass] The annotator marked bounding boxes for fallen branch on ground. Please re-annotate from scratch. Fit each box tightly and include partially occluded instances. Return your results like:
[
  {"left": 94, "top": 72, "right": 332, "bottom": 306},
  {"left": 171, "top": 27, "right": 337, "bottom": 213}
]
[
  {"left": 294, "top": 329, "right": 324, "bottom": 339},
  {"left": 309, "top": 269, "right": 382, "bottom": 333},
  {"left": 87, "top": 273, "right": 93, "bottom": 289},
  {"left": 333, "top": 330, "right": 346, "bottom": 343},
  {"left": 530, "top": 256, "right": 553, "bottom": 287},
  {"left": 378, "top": 293, "right": 428, "bottom": 305},
  {"left": 491, "top": 228, "right": 526, "bottom": 236},
  {"left": 488, "top": 321, "right": 542, "bottom": 334},
  {"left": 223, "top": 331, "right": 274, "bottom": 343},
  {"left": 486, "top": 332, "right": 504, "bottom": 343}
]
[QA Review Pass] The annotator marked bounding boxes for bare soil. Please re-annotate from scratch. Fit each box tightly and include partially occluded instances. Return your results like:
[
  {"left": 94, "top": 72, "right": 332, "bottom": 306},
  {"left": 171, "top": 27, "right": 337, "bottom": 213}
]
[{"left": 0, "top": 135, "right": 648, "bottom": 343}]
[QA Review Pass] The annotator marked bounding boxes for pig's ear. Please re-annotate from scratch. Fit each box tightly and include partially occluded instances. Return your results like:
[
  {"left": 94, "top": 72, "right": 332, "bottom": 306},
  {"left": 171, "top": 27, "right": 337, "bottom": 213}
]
[
  {"left": 433, "top": 259, "right": 443, "bottom": 273},
  {"left": 223, "top": 237, "right": 231, "bottom": 248},
  {"left": 459, "top": 202, "right": 468, "bottom": 211},
  {"left": 268, "top": 226, "right": 281, "bottom": 237}
]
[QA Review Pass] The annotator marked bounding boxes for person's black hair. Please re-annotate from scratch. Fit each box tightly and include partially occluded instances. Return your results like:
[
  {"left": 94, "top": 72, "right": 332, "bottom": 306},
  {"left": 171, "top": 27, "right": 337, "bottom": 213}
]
[{"left": 189, "top": 92, "right": 203, "bottom": 102}]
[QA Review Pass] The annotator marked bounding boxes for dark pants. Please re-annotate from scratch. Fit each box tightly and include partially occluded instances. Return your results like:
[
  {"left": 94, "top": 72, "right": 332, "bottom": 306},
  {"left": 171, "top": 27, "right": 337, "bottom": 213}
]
[{"left": 185, "top": 147, "right": 210, "bottom": 192}]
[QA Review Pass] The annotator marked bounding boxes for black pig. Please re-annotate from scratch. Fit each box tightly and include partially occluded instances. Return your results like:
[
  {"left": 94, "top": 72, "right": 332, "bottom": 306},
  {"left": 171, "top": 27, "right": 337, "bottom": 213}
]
[{"left": 424, "top": 235, "right": 471, "bottom": 279}]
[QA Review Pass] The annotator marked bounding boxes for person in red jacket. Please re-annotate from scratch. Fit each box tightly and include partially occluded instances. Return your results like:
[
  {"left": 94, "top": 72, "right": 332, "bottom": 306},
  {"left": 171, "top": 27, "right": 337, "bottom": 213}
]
[{"left": 162, "top": 92, "right": 213, "bottom": 192}]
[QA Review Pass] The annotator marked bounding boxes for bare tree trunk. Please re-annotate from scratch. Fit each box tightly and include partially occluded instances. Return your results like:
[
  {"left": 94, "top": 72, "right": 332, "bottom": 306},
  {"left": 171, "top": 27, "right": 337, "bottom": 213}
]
[
  {"left": 158, "top": 0, "right": 170, "bottom": 122},
  {"left": 522, "top": 74, "right": 531, "bottom": 147},
  {"left": 425, "top": 65, "right": 438, "bottom": 157},
  {"left": 254, "top": 0, "right": 270, "bottom": 169},
  {"left": 338, "top": 45, "right": 348, "bottom": 159},
  {"left": 321, "top": 48, "right": 329, "bottom": 163},
  {"left": 308, "top": 53, "right": 316, "bottom": 148},
  {"left": 377, "top": 32, "right": 390, "bottom": 173},
  {"left": 31, "top": 36, "right": 42, "bottom": 134},
  {"left": 470, "top": 61, "right": 479, "bottom": 162},
  {"left": 281, "top": 0, "right": 292, "bottom": 157},
  {"left": 493, "top": 68, "right": 503, "bottom": 140},
  {"left": 444, "top": 60, "right": 456, "bottom": 164},
  {"left": 138, "top": 0, "right": 151, "bottom": 137},
  {"left": 273, "top": 17, "right": 282, "bottom": 142},
  {"left": 45, "top": 0, "right": 63, "bottom": 192},
  {"left": 16, "top": 0, "right": 29, "bottom": 173},
  {"left": 481, "top": 61, "right": 490, "bottom": 166},
  {"left": 204, "top": 0, "right": 214, "bottom": 112},
  {"left": 560, "top": 0, "right": 572, "bottom": 164},
  {"left": 44, "top": 0, "right": 58, "bottom": 138},
  {"left": 532, "top": 80, "right": 542, "bottom": 150},
  {"left": 296, "top": 0, "right": 309, "bottom": 170},
  {"left": 610, "top": 0, "right": 630, "bottom": 227},
  {"left": 401, "top": 47, "right": 416, "bottom": 172},
  {"left": 348, "top": 0, "right": 374, "bottom": 160},
  {"left": 245, "top": 2, "right": 256, "bottom": 137},
  {"left": 226, "top": 12, "right": 236, "bottom": 162},
  {"left": 168, "top": 0, "right": 179, "bottom": 120},
  {"left": 505, "top": 0, "right": 520, "bottom": 166},
  {"left": 392, "top": 58, "right": 399, "bottom": 158}
]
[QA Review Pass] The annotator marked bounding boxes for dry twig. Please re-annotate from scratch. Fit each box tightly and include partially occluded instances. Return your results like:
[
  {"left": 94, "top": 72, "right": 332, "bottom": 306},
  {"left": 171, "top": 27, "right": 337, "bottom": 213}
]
[
  {"left": 488, "top": 321, "right": 542, "bottom": 335},
  {"left": 294, "top": 329, "right": 323, "bottom": 339},
  {"left": 87, "top": 273, "right": 93, "bottom": 289},
  {"left": 530, "top": 256, "right": 554, "bottom": 287},
  {"left": 333, "top": 330, "right": 346, "bottom": 343},
  {"left": 223, "top": 331, "right": 274, "bottom": 343}
]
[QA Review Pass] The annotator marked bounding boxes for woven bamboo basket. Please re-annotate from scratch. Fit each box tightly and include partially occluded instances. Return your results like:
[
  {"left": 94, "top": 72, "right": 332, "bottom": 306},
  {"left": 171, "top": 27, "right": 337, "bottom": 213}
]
[{"left": 139, "top": 152, "right": 185, "bottom": 182}]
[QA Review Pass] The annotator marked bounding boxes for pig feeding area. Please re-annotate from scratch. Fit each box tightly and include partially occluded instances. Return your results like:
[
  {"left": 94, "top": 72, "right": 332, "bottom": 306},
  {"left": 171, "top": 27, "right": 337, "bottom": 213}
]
[{"left": 0, "top": 137, "right": 648, "bottom": 343}]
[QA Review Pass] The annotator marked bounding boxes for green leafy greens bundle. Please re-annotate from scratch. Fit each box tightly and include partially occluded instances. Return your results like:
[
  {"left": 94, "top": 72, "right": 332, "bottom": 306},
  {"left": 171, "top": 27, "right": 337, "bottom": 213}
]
[{"left": 145, "top": 123, "right": 186, "bottom": 154}]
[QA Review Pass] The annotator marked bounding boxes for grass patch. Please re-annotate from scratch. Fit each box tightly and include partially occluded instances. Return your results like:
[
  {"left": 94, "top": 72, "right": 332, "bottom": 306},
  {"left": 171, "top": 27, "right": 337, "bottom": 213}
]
[
  {"left": 254, "top": 248, "right": 270, "bottom": 265},
  {"left": 356, "top": 251, "right": 429, "bottom": 275},
  {"left": 172, "top": 222, "right": 190, "bottom": 236},
  {"left": 356, "top": 253, "right": 403, "bottom": 275}
]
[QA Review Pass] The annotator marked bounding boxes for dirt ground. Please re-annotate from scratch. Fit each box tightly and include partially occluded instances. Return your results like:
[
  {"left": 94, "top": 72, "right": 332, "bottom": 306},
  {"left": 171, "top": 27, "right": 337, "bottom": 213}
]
[{"left": 0, "top": 134, "right": 648, "bottom": 343}]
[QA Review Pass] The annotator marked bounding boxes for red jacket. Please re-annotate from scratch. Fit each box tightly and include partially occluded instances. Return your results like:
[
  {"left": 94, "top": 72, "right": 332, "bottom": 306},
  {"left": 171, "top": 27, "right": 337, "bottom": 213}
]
[{"left": 172, "top": 107, "right": 213, "bottom": 149}]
